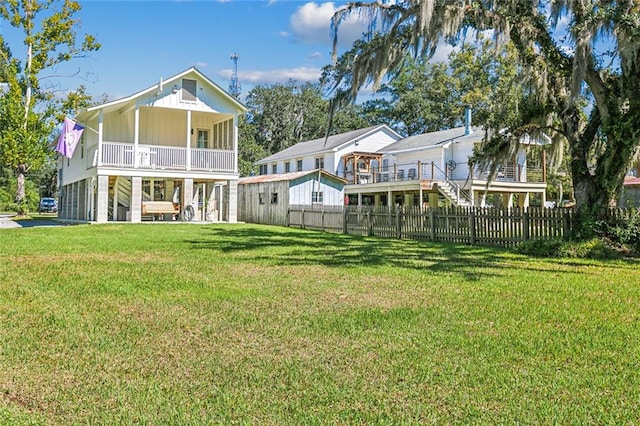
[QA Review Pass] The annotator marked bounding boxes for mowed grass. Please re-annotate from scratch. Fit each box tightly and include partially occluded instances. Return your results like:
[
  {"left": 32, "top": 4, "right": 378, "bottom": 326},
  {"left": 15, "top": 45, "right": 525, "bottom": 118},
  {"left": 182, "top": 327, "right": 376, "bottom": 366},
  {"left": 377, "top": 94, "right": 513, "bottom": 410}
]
[{"left": 0, "top": 223, "right": 639, "bottom": 424}]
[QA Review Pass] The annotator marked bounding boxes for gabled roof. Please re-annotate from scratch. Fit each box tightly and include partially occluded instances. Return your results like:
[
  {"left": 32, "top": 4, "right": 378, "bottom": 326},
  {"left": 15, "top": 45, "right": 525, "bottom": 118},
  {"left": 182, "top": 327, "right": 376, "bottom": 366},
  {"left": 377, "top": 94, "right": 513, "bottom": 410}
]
[
  {"left": 381, "top": 126, "right": 483, "bottom": 153},
  {"left": 238, "top": 169, "right": 346, "bottom": 185},
  {"left": 81, "top": 66, "right": 247, "bottom": 114},
  {"left": 256, "top": 125, "right": 401, "bottom": 164}
]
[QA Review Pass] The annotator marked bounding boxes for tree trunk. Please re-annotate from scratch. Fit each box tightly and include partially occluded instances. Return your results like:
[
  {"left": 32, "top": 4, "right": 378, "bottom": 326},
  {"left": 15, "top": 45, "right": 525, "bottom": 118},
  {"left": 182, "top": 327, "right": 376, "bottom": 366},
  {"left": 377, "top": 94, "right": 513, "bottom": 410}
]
[
  {"left": 15, "top": 164, "right": 27, "bottom": 215},
  {"left": 567, "top": 108, "right": 638, "bottom": 238}
]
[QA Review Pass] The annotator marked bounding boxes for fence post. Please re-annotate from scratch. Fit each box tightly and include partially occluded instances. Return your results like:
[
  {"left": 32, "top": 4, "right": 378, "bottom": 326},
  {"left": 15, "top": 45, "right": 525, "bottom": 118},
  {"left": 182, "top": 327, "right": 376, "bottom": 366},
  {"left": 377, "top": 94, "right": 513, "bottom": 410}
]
[
  {"left": 287, "top": 208, "right": 290, "bottom": 228},
  {"left": 469, "top": 208, "right": 476, "bottom": 245},
  {"left": 563, "top": 209, "right": 571, "bottom": 240},
  {"left": 301, "top": 207, "right": 305, "bottom": 229},
  {"left": 430, "top": 208, "right": 436, "bottom": 241},
  {"left": 523, "top": 208, "right": 530, "bottom": 242},
  {"left": 343, "top": 207, "right": 348, "bottom": 235},
  {"left": 367, "top": 208, "right": 373, "bottom": 236},
  {"left": 396, "top": 206, "right": 402, "bottom": 239},
  {"left": 321, "top": 208, "right": 325, "bottom": 232}
]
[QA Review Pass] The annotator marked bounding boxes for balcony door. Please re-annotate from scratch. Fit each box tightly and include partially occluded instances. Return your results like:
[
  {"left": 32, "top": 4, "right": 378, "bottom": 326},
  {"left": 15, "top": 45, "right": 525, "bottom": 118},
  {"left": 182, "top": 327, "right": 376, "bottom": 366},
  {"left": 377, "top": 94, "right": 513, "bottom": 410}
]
[{"left": 196, "top": 129, "right": 209, "bottom": 149}]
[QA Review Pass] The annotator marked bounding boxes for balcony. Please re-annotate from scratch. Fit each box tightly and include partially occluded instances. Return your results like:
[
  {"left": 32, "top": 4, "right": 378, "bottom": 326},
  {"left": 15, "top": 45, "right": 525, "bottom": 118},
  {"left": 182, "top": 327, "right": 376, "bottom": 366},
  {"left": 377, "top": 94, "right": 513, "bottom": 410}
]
[
  {"left": 99, "top": 142, "right": 235, "bottom": 173},
  {"left": 345, "top": 161, "right": 545, "bottom": 185}
]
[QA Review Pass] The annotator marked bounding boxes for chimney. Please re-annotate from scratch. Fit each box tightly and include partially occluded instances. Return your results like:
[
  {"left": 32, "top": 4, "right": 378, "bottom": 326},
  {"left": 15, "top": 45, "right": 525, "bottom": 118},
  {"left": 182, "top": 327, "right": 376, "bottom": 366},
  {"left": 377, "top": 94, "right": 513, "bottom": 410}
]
[{"left": 464, "top": 104, "right": 472, "bottom": 135}]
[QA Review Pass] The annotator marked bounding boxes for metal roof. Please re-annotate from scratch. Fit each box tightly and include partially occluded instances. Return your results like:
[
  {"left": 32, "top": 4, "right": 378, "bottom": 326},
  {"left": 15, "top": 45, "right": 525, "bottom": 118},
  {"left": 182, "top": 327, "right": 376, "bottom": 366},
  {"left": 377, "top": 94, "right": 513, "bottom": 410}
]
[
  {"left": 381, "top": 126, "right": 483, "bottom": 153},
  {"left": 255, "top": 125, "right": 401, "bottom": 164},
  {"left": 238, "top": 169, "right": 346, "bottom": 185}
]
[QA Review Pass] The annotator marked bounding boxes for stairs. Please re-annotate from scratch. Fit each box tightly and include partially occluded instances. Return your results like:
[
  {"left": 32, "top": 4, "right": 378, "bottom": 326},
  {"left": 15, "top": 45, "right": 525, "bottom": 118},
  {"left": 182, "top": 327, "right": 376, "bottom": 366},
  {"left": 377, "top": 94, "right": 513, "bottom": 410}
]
[{"left": 436, "top": 180, "right": 473, "bottom": 207}]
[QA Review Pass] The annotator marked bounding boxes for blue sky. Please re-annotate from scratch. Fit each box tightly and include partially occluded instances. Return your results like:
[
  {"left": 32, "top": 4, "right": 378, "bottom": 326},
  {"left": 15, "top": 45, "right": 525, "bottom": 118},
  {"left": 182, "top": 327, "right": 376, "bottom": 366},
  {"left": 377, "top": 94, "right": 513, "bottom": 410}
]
[
  {"left": 2, "top": 0, "right": 387, "bottom": 102},
  {"left": 2, "top": 0, "right": 585, "bottom": 106}
]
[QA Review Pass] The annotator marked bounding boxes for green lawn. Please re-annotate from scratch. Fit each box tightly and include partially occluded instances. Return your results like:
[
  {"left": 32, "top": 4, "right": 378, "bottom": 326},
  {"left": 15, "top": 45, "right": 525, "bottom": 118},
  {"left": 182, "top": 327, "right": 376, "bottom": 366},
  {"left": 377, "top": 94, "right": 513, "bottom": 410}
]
[{"left": 0, "top": 223, "right": 639, "bottom": 424}]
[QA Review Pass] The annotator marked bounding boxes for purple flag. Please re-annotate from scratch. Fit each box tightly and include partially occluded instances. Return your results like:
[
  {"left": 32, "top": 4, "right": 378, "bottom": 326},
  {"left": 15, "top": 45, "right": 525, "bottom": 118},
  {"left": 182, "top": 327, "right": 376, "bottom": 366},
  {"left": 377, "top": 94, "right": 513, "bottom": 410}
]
[{"left": 55, "top": 117, "right": 85, "bottom": 158}]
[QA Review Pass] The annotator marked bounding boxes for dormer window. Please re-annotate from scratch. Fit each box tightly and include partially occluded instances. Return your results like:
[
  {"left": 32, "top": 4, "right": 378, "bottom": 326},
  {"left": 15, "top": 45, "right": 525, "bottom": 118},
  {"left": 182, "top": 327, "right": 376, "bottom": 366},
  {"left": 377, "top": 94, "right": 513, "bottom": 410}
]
[{"left": 181, "top": 79, "right": 197, "bottom": 102}]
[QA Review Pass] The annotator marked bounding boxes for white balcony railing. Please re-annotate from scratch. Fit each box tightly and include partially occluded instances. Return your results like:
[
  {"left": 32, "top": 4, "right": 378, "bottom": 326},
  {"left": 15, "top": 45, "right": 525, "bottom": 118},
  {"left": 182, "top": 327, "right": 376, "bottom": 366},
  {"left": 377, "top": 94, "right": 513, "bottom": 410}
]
[
  {"left": 345, "top": 161, "right": 545, "bottom": 185},
  {"left": 100, "top": 142, "right": 235, "bottom": 173}
]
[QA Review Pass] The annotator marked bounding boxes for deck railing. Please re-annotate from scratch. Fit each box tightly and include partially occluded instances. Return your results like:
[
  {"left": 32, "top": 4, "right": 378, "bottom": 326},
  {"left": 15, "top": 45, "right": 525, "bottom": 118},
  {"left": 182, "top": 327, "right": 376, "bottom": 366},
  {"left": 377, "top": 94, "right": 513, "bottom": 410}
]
[
  {"left": 100, "top": 142, "right": 235, "bottom": 173},
  {"left": 345, "top": 161, "right": 544, "bottom": 185}
]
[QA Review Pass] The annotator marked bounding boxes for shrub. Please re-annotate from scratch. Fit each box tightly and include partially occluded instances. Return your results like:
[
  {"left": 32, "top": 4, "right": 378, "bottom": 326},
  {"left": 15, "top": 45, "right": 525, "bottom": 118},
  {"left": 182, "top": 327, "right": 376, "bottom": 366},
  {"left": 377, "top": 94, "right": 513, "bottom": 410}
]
[
  {"left": 597, "top": 208, "right": 640, "bottom": 254},
  {"left": 516, "top": 238, "right": 622, "bottom": 259}
]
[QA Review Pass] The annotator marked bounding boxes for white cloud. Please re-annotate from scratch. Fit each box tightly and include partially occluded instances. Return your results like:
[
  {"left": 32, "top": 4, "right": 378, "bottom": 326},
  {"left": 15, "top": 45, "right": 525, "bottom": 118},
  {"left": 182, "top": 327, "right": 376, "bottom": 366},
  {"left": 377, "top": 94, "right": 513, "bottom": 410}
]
[
  {"left": 217, "top": 66, "right": 322, "bottom": 86},
  {"left": 195, "top": 62, "right": 208, "bottom": 68},
  {"left": 308, "top": 51, "right": 323, "bottom": 61},
  {"left": 290, "top": 2, "right": 367, "bottom": 47}
]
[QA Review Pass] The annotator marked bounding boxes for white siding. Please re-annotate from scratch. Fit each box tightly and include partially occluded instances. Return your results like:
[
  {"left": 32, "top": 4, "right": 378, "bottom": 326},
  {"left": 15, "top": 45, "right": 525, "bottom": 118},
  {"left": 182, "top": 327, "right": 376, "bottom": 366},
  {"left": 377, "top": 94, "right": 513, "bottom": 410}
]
[
  {"left": 333, "top": 130, "right": 399, "bottom": 175},
  {"left": 138, "top": 73, "right": 240, "bottom": 115},
  {"left": 288, "top": 174, "right": 344, "bottom": 206}
]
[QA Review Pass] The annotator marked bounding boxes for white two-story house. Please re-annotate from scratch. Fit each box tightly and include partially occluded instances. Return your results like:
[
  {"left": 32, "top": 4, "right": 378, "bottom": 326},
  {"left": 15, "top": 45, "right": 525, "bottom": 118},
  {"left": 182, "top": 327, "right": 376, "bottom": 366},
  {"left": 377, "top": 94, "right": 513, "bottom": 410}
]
[
  {"left": 57, "top": 67, "right": 247, "bottom": 223},
  {"left": 254, "top": 125, "right": 402, "bottom": 178},
  {"left": 344, "top": 108, "right": 549, "bottom": 208}
]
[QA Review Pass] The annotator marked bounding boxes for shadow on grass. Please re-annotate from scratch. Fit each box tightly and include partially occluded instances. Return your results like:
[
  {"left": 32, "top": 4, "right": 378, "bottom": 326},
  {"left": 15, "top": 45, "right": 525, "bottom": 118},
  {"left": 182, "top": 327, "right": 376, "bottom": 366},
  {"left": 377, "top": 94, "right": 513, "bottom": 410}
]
[{"left": 186, "top": 225, "right": 517, "bottom": 281}]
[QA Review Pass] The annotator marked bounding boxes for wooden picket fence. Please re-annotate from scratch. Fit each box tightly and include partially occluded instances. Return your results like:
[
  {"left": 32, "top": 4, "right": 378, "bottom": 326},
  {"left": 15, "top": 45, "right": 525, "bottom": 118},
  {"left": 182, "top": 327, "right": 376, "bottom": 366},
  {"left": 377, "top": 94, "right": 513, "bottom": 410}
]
[{"left": 287, "top": 205, "right": 574, "bottom": 248}]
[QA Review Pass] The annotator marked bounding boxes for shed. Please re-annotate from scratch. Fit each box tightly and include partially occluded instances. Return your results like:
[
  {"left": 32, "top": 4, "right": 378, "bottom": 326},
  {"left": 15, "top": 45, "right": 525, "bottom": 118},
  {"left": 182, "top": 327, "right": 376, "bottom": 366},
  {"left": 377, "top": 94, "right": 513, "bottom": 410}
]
[{"left": 238, "top": 169, "right": 346, "bottom": 226}]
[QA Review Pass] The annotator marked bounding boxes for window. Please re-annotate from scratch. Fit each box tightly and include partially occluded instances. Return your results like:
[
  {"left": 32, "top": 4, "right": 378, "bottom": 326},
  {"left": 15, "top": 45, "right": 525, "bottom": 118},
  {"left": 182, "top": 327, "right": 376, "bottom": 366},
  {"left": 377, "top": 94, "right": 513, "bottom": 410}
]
[
  {"left": 315, "top": 157, "right": 324, "bottom": 169},
  {"left": 181, "top": 78, "right": 197, "bottom": 102},
  {"left": 272, "top": 164, "right": 277, "bottom": 174},
  {"left": 259, "top": 164, "right": 267, "bottom": 175},
  {"left": 212, "top": 118, "right": 233, "bottom": 150},
  {"left": 258, "top": 192, "right": 266, "bottom": 205},
  {"left": 285, "top": 162, "right": 291, "bottom": 173},
  {"left": 296, "top": 159, "right": 303, "bottom": 172},
  {"left": 312, "top": 191, "right": 323, "bottom": 204},
  {"left": 197, "top": 129, "right": 209, "bottom": 148},
  {"left": 271, "top": 192, "right": 278, "bottom": 204}
]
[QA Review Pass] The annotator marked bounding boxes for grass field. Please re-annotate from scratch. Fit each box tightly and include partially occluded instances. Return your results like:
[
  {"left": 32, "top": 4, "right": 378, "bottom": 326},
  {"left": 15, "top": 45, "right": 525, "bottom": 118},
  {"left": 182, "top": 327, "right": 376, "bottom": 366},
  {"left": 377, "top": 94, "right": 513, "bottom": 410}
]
[{"left": 1, "top": 223, "right": 639, "bottom": 424}]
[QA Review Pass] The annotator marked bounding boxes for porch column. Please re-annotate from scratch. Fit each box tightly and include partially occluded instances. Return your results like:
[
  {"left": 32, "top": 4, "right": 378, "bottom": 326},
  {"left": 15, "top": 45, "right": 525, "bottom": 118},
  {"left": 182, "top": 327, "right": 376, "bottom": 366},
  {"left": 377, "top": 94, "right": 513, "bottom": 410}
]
[
  {"left": 166, "top": 180, "right": 175, "bottom": 205},
  {"left": 96, "top": 175, "right": 109, "bottom": 223},
  {"left": 112, "top": 177, "right": 119, "bottom": 220},
  {"left": 502, "top": 193, "right": 513, "bottom": 208},
  {"left": 130, "top": 176, "right": 142, "bottom": 223},
  {"left": 404, "top": 193, "right": 413, "bottom": 206},
  {"left": 88, "top": 177, "right": 95, "bottom": 221},
  {"left": 183, "top": 178, "right": 194, "bottom": 220},
  {"left": 233, "top": 116, "right": 239, "bottom": 173},
  {"left": 186, "top": 111, "right": 192, "bottom": 170},
  {"left": 374, "top": 194, "right": 382, "bottom": 206},
  {"left": 133, "top": 106, "right": 140, "bottom": 167},
  {"left": 518, "top": 192, "right": 530, "bottom": 208},
  {"left": 226, "top": 180, "right": 238, "bottom": 223},
  {"left": 428, "top": 192, "right": 439, "bottom": 208},
  {"left": 476, "top": 191, "right": 488, "bottom": 208},
  {"left": 97, "top": 111, "right": 104, "bottom": 166}
]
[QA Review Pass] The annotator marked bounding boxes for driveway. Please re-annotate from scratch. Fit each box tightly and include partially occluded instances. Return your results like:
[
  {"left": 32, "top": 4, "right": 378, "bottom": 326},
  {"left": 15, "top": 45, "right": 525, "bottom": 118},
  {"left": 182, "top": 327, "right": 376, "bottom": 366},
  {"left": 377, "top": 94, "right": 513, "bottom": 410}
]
[
  {"left": 0, "top": 214, "right": 21, "bottom": 229},
  {"left": 0, "top": 214, "right": 68, "bottom": 229}
]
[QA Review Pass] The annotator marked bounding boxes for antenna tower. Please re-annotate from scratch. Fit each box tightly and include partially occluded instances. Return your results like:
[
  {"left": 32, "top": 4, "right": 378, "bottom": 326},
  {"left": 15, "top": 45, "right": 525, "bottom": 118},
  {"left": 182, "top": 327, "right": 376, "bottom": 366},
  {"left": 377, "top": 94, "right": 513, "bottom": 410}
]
[{"left": 229, "top": 53, "right": 241, "bottom": 98}]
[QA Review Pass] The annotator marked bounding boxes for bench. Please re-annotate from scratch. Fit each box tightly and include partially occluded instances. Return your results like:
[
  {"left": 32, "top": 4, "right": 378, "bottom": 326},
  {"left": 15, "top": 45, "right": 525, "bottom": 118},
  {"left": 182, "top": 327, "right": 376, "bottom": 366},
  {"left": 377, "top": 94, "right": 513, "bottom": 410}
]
[{"left": 142, "top": 201, "right": 180, "bottom": 220}]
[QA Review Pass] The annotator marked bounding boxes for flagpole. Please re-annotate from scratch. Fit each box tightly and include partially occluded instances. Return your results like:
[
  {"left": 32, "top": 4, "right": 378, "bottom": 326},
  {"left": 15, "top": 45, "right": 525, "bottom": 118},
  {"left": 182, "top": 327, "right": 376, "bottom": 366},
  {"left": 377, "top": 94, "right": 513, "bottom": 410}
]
[{"left": 67, "top": 117, "right": 99, "bottom": 134}]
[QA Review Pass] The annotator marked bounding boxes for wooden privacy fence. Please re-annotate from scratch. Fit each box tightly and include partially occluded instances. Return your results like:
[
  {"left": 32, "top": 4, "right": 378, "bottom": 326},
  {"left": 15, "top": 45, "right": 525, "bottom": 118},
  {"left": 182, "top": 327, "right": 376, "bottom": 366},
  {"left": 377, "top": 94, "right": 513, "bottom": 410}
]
[{"left": 287, "top": 205, "right": 574, "bottom": 248}]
